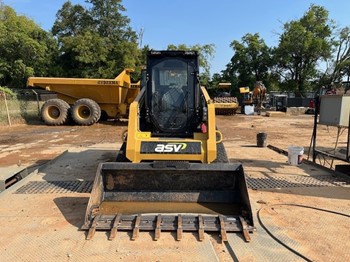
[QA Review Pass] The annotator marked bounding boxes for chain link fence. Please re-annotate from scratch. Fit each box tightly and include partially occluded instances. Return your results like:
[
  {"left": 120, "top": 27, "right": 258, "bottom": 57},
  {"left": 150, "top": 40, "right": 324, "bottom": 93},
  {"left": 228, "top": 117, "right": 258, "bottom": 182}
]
[{"left": 0, "top": 91, "right": 44, "bottom": 126}]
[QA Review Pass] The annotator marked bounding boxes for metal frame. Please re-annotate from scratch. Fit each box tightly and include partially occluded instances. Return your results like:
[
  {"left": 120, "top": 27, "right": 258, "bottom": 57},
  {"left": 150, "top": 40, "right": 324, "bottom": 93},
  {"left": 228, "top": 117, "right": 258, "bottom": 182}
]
[{"left": 311, "top": 96, "right": 350, "bottom": 166}]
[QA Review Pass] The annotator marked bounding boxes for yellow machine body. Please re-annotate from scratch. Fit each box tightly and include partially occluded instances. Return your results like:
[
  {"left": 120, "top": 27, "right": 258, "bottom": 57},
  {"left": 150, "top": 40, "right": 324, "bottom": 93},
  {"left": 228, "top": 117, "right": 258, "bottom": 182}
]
[
  {"left": 82, "top": 51, "right": 254, "bottom": 242},
  {"left": 126, "top": 86, "right": 218, "bottom": 163},
  {"left": 27, "top": 69, "right": 140, "bottom": 119}
]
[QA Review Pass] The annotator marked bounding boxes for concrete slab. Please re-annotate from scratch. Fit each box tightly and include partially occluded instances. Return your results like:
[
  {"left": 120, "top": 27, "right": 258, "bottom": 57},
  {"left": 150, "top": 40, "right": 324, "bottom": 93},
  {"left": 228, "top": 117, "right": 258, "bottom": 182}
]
[
  {"left": 0, "top": 146, "right": 221, "bottom": 262},
  {"left": 1, "top": 141, "right": 349, "bottom": 261}
]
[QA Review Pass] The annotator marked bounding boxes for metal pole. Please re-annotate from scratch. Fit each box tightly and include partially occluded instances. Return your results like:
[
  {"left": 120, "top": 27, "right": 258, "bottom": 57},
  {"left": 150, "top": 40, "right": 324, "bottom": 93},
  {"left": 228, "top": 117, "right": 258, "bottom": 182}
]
[
  {"left": 32, "top": 89, "right": 40, "bottom": 116},
  {"left": 312, "top": 95, "right": 319, "bottom": 163},
  {"left": 347, "top": 112, "right": 350, "bottom": 162}
]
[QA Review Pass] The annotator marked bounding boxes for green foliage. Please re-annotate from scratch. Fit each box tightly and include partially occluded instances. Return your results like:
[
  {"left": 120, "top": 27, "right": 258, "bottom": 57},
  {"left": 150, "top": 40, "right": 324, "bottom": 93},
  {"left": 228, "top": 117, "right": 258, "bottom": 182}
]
[
  {"left": 0, "top": 4, "right": 58, "bottom": 87},
  {"left": 274, "top": 5, "right": 334, "bottom": 95},
  {"left": 320, "top": 26, "right": 350, "bottom": 85},
  {"left": 223, "top": 33, "right": 273, "bottom": 91},
  {"left": 0, "top": 0, "right": 349, "bottom": 96},
  {"left": 52, "top": 1, "right": 93, "bottom": 37},
  {"left": 58, "top": 31, "right": 110, "bottom": 77},
  {"left": 52, "top": 0, "right": 140, "bottom": 78},
  {"left": 0, "top": 85, "right": 15, "bottom": 95}
]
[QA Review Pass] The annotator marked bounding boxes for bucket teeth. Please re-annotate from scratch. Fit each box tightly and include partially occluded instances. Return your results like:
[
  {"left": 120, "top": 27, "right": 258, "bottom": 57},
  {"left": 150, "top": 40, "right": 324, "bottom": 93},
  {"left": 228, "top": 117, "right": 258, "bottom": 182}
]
[
  {"left": 108, "top": 213, "right": 121, "bottom": 240},
  {"left": 154, "top": 214, "right": 162, "bottom": 241},
  {"left": 83, "top": 214, "right": 254, "bottom": 241},
  {"left": 177, "top": 214, "right": 183, "bottom": 241},
  {"left": 131, "top": 214, "right": 141, "bottom": 241},
  {"left": 239, "top": 216, "right": 252, "bottom": 242},
  {"left": 86, "top": 214, "right": 100, "bottom": 240},
  {"left": 219, "top": 215, "right": 228, "bottom": 242}
]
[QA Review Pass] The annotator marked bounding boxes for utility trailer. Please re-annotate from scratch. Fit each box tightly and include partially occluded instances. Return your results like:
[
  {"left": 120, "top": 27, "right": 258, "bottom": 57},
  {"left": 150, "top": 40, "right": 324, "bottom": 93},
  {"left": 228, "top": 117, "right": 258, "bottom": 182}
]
[{"left": 27, "top": 69, "right": 140, "bottom": 125}]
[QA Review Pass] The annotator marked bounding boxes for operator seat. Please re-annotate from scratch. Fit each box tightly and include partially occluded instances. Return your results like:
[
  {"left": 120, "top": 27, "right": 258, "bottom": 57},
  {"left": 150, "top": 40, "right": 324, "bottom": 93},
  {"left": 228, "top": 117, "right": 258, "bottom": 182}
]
[
  {"left": 161, "top": 85, "right": 185, "bottom": 111},
  {"left": 155, "top": 85, "right": 187, "bottom": 130}
]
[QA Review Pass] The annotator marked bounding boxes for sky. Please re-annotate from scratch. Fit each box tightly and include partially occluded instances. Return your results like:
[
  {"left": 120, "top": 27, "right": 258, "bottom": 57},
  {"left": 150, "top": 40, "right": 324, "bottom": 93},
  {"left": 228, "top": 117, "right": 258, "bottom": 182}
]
[{"left": 3, "top": 0, "right": 350, "bottom": 75}]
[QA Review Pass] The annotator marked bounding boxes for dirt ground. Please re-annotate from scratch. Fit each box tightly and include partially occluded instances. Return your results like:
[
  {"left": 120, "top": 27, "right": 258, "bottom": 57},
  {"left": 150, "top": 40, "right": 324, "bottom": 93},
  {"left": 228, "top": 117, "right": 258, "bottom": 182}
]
[
  {"left": 0, "top": 113, "right": 350, "bottom": 261},
  {"left": 0, "top": 114, "right": 318, "bottom": 166},
  {"left": 0, "top": 113, "right": 347, "bottom": 168}
]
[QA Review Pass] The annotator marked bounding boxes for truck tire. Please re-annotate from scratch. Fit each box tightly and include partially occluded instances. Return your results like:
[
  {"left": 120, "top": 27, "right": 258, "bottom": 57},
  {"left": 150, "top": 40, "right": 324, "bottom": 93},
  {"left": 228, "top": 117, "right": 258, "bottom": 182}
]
[
  {"left": 41, "top": 99, "right": 70, "bottom": 126},
  {"left": 71, "top": 98, "right": 101, "bottom": 126}
]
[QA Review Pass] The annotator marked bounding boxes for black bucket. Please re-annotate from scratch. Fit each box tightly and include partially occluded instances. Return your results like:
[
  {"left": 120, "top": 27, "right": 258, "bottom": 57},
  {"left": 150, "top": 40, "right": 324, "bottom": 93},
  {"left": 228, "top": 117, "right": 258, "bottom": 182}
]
[
  {"left": 257, "top": 132, "right": 267, "bottom": 147},
  {"left": 84, "top": 162, "right": 254, "bottom": 225}
]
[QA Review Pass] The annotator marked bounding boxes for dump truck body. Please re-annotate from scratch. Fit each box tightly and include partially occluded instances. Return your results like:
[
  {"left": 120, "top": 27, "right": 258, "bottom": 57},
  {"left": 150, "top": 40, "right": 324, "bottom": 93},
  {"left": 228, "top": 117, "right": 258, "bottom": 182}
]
[
  {"left": 27, "top": 69, "right": 140, "bottom": 125},
  {"left": 82, "top": 51, "right": 254, "bottom": 241}
]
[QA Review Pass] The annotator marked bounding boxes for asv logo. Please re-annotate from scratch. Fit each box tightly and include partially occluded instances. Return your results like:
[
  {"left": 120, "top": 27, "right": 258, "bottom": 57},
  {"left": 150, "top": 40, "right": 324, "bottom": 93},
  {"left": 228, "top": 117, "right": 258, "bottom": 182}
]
[{"left": 155, "top": 143, "right": 187, "bottom": 153}]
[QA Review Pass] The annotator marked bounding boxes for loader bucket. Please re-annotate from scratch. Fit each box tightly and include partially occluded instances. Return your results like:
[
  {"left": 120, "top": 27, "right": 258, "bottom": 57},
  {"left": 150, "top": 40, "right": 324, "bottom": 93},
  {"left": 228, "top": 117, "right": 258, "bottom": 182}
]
[{"left": 82, "top": 162, "right": 254, "bottom": 241}]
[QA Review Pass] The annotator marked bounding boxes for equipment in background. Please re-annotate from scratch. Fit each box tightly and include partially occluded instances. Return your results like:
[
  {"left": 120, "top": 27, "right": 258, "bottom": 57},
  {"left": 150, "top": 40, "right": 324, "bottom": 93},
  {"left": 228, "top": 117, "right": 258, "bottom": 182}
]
[
  {"left": 270, "top": 94, "right": 288, "bottom": 112},
  {"left": 252, "top": 81, "right": 267, "bottom": 114},
  {"left": 239, "top": 86, "right": 253, "bottom": 114},
  {"left": 212, "top": 83, "right": 239, "bottom": 115},
  {"left": 27, "top": 69, "right": 140, "bottom": 125}
]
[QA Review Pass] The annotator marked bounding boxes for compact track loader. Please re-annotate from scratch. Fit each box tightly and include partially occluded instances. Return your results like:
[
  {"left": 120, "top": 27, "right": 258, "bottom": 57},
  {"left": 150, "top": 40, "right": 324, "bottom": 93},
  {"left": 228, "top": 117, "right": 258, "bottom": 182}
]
[{"left": 82, "top": 51, "right": 254, "bottom": 241}]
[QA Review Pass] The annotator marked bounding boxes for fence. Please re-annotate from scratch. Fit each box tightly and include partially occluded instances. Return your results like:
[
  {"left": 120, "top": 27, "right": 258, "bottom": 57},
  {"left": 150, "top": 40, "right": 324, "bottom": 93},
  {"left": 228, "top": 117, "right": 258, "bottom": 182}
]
[{"left": 0, "top": 91, "right": 44, "bottom": 126}]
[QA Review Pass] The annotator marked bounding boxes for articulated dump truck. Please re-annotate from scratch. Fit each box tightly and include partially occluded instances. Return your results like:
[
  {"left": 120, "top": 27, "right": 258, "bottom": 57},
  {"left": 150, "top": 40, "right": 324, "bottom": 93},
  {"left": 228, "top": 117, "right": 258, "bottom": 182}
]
[
  {"left": 27, "top": 69, "right": 140, "bottom": 125},
  {"left": 82, "top": 51, "right": 254, "bottom": 242}
]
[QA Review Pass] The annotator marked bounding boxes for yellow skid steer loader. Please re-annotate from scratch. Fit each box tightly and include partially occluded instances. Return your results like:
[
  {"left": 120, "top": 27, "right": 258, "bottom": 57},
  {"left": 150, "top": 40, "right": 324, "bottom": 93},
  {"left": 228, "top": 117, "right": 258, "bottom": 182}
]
[{"left": 82, "top": 51, "right": 254, "bottom": 242}]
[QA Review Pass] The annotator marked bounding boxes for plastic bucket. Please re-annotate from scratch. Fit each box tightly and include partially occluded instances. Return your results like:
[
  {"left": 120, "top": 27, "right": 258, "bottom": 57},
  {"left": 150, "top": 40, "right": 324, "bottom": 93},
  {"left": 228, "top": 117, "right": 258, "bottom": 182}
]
[
  {"left": 288, "top": 146, "right": 304, "bottom": 166},
  {"left": 257, "top": 133, "right": 267, "bottom": 147}
]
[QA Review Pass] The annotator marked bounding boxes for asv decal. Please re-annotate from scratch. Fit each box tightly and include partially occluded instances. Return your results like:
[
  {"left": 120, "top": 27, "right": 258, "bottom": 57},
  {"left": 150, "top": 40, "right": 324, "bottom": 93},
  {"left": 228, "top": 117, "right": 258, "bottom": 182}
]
[{"left": 154, "top": 143, "right": 187, "bottom": 153}]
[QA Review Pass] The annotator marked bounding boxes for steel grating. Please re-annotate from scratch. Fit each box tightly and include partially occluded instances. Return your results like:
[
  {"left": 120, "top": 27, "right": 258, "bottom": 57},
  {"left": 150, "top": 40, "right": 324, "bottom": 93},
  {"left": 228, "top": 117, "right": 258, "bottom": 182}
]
[
  {"left": 247, "top": 175, "right": 350, "bottom": 190},
  {"left": 13, "top": 175, "right": 349, "bottom": 193},
  {"left": 14, "top": 181, "right": 93, "bottom": 194}
]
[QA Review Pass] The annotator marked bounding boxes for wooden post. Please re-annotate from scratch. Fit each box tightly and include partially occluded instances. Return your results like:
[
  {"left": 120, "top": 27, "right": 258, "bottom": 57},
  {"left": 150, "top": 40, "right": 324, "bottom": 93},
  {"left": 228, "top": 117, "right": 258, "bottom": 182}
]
[{"left": 1, "top": 91, "right": 12, "bottom": 126}]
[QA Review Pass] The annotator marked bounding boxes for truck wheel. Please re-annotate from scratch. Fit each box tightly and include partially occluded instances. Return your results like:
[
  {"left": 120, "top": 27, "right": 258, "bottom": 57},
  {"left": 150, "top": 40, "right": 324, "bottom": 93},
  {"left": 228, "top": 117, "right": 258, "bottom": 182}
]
[
  {"left": 41, "top": 99, "right": 70, "bottom": 126},
  {"left": 71, "top": 98, "right": 101, "bottom": 126}
]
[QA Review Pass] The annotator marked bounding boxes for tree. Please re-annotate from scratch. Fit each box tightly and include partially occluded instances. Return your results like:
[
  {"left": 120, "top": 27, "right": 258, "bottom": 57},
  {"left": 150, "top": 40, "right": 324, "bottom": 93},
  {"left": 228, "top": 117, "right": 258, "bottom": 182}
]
[
  {"left": 274, "top": 5, "right": 334, "bottom": 95},
  {"left": 0, "top": 3, "right": 57, "bottom": 87},
  {"left": 222, "top": 33, "right": 273, "bottom": 94},
  {"left": 210, "top": 73, "right": 223, "bottom": 89},
  {"left": 320, "top": 26, "right": 350, "bottom": 85},
  {"left": 52, "top": 1, "right": 93, "bottom": 37},
  {"left": 86, "top": 0, "right": 134, "bottom": 40},
  {"left": 167, "top": 43, "right": 215, "bottom": 86},
  {"left": 52, "top": 0, "right": 140, "bottom": 78}
]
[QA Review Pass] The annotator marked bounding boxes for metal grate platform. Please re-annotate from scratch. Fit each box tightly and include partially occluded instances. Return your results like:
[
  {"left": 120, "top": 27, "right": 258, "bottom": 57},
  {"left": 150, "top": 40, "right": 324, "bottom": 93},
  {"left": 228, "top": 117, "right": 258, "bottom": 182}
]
[
  {"left": 247, "top": 175, "right": 350, "bottom": 190},
  {"left": 14, "top": 181, "right": 93, "bottom": 194},
  {"left": 13, "top": 175, "right": 350, "bottom": 193}
]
